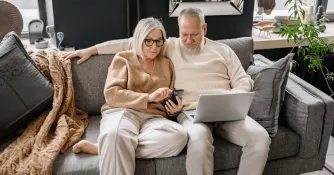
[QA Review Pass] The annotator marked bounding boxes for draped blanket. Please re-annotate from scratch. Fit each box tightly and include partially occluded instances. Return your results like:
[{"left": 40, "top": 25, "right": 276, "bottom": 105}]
[{"left": 0, "top": 50, "right": 88, "bottom": 175}]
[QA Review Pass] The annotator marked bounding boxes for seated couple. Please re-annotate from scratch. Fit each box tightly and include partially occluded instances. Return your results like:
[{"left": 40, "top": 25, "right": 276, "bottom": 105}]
[{"left": 66, "top": 8, "right": 271, "bottom": 175}]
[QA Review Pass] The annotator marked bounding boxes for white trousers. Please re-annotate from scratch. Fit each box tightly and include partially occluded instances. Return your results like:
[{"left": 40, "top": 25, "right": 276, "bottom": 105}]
[
  {"left": 177, "top": 113, "right": 271, "bottom": 175},
  {"left": 98, "top": 108, "right": 188, "bottom": 175}
]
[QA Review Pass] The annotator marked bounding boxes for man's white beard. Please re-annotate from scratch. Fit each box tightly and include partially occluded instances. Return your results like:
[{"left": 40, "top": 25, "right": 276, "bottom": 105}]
[{"left": 182, "top": 34, "right": 205, "bottom": 55}]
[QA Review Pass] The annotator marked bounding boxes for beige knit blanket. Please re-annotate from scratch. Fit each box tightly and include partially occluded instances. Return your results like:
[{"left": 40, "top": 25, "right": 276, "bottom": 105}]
[{"left": 0, "top": 50, "right": 89, "bottom": 175}]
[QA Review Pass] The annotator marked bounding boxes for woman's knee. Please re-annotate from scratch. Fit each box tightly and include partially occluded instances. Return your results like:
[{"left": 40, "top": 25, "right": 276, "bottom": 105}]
[
  {"left": 98, "top": 128, "right": 118, "bottom": 145},
  {"left": 98, "top": 127, "right": 134, "bottom": 145},
  {"left": 172, "top": 127, "right": 188, "bottom": 151}
]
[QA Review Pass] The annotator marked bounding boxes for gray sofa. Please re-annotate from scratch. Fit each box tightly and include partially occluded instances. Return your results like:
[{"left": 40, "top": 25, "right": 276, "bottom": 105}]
[{"left": 1, "top": 37, "right": 334, "bottom": 175}]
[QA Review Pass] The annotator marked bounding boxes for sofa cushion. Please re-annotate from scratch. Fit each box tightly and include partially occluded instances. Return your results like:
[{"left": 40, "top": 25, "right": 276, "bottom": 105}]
[
  {"left": 52, "top": 115, "right": 156, "bottom": 175},
  {"left": 0, "top": 32, "right": 53, "bottom": 141},
  {"left": 213, "top": 125, "right": 300, "bottom": 171},
  {"left": 217, "top": 37, "right": 254, "bottom": 70},
  {"left": 254, "top": 54, "right": 295, "bottom": 108},
  {"left": 0, "top": 117, "right": 299, "bottom": 174},
  {"left": 72, "top": 55, "right": 114, "bottom": 115},
  {"left": 246, "top": 54, "right": 293, "bottom": 136}
]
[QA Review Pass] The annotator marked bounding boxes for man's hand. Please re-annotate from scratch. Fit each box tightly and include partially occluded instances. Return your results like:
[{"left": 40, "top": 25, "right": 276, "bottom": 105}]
[
  {"left": 165, "top": 96, "right": 183, "bottom": 115},
  {"left": 63, "top": 46, "right": 98, "bottom": 64},
  {"left": 148, "top": 88, "right": 172, "bottom": 102}
]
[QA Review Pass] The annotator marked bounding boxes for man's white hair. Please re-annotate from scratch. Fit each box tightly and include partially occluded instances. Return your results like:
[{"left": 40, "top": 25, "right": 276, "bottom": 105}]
[
  {"left": 132, "top": 17, "right": 167, "bottom": 59},
  {"left": 178, "top": 7, "right": 205, "bottom": 25}
]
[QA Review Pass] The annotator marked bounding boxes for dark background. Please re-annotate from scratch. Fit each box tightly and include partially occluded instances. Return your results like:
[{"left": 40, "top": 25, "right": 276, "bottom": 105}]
[{"left": 45, "top": 0, "right": 254, "bottom": 49}]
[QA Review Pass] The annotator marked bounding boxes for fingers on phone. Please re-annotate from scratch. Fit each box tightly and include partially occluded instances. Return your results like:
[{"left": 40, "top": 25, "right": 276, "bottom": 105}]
[
  {"left": 165, "top": 104, "right": 171, "bottom": 112},
  {"left": 167, "top": 100, "right": 176, "bottom": 108}
]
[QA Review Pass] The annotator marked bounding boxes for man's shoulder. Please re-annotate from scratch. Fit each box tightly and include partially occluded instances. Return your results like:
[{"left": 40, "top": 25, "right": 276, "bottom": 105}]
[
  {"left": 206, "top": 38, "right": 232, "bottom": 55},
  {"left": 206, "top": 38, "right": 230, "bottom": 49}
]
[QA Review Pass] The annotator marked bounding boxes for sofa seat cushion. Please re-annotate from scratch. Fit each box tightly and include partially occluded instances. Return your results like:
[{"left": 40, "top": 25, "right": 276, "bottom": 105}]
[
  {"left": 214, "top": 125, "right": 300, "bottom": 171},
  {"left": 0, "top": 117, "right": 300, "bottom": 174},
  {"left": 52, "top": 115, "right": 155, "bottom": 175}
]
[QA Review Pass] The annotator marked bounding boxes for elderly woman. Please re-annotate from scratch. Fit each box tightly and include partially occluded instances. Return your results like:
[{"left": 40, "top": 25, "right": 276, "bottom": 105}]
[{"left": 71, "top": 18, "right": 187, "bottom": 175}]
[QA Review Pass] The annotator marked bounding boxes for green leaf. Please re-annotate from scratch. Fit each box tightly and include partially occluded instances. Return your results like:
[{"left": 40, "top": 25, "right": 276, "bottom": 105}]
[
  {"left": 284, "top": 0, "right": 292, "bottom": 7},
  {"left": 289, "top": 6, "right": 294, "bottom": 13},
  {"left": 298, "top": 0, "right": 303, "bottom": 5}
]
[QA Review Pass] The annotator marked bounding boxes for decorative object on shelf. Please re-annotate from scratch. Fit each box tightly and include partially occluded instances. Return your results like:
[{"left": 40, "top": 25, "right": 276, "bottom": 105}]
[
  {"left": 28, "top": 19, "right": 44, "bottom": 44},
  {"left": 300, "top": 5, "right": 314, "bottom": 24},
  {"left": 0, "top": 1, "right": 23, "bottom": 40},
  {"left": 316, "top": 5, "right": 326, "bottom": 32},
  {"left": 253, "top": 7, "right": 264, "bottom": 22},
  {"left": 253, "top": 21, "right": 275, "bottom": 37},
  {"left": 34, "top": 37, "right": 48, "bottom": 49},
  {"left": 258, "top": 26, "right": 276, "bottom": 37},
  {"left": 256, "top": 0, "right": 276, "bottom": 15},
  {"left": 57, "top": 32, "right": 64, "bottom": 51},
  {"left": 274, "top": 16, "right": 298, "bottom": 26},
  {"left": 46, "top": 25, "right": 57, "bottom": 49},
  {"left": 272, "top": 15, "right": 299, "bottom": 33},
  {"left": 279, "top": 0, "right": 334, "bottom": 98}
]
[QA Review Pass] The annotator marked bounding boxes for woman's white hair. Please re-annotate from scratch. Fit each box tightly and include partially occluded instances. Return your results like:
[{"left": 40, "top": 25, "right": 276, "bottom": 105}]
[
  {"left": 178, "top": 7, "right": 205, "bottom": 25},
  {"left": 132, "top": 17, "right": 167, "bottom": 59}
]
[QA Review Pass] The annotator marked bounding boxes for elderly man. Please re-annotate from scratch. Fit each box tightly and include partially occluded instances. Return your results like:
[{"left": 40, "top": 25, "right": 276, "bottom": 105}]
[{"left": 66, "top": 8, "right": 271, "bottom": 175}]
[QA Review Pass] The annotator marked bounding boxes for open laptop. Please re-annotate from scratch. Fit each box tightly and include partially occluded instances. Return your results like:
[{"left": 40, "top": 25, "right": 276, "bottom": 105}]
[{"left": 183, "top": 92, "right": 255, "bottom": 123}]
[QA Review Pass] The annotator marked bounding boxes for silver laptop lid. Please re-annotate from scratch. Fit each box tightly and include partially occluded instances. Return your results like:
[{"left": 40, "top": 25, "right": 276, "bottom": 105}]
[{"left": 193, "top": 92, "right": 254, "bottom": 123}]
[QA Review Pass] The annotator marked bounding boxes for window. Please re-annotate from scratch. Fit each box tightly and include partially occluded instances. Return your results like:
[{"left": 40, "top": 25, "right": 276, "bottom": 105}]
[
  {"left": 6, "top": 0, "right": 40, "bottom": 33},
  {"left": 254, "top": 0, "right": 318, "bottom": 21},
  {"left": 328, "top": 0, "right": 334, "bottom": 11}
]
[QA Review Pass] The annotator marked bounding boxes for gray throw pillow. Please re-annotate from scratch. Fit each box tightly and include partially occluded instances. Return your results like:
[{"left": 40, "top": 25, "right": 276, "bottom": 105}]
[
  {"left": 246, "top": 53, "right": 294, "bottom": 136},
  {"left": 0, "top": 32, "right": 54, "bottom": 141}
]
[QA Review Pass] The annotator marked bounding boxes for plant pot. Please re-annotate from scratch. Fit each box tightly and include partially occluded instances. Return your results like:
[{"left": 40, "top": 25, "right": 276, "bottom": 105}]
[{"left": 35, "top": 40, "right": 48, "bottom": 49}]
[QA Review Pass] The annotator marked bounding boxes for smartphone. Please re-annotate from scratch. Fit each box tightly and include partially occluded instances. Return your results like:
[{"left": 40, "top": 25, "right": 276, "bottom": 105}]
[{"left": 169, "top": 89, "right": 184, "bottom": 105}]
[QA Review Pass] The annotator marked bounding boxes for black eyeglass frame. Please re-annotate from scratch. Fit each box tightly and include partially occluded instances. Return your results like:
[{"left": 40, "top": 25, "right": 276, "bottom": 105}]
[{"left": 143, "top": 38, "right": 165, "bottom": 47}]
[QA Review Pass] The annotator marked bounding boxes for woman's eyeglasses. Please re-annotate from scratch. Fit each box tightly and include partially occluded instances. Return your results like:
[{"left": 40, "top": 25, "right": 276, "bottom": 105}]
[{"left": 144, "top": 38, "right": 165, "bottom": 47}]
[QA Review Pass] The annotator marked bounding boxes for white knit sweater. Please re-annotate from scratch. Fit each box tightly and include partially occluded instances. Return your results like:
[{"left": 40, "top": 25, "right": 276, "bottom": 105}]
[{"left": 96, "top": 37, "right": 253, "bottom": 110}]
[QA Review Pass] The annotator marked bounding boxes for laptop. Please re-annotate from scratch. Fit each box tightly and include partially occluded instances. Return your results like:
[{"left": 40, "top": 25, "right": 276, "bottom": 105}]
[{"left": 183, "top": 92, "right": 255, "bottom": 123}]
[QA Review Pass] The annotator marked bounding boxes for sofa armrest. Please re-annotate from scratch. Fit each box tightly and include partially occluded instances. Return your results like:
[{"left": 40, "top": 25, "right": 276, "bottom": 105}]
[
  {"left": 253, "top": 54, "right": 334, "bottom": 158},
  {"left": 282, "top": 73, "right": 334, "bottom": 158}
]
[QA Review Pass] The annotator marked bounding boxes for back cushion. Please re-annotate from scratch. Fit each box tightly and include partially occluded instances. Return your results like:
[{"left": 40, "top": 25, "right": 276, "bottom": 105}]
[
  {"left": 72, "top": 55, "right": 114, "bottom": 115},
  {"left": 217, "top": 37, "right": 254, "bottom": 70},
  {"left": 0, "top": 32, "right": 54, "bottom": 141},
  {"left": 246, "top": 54, "right": 294, "bottom": 136}
]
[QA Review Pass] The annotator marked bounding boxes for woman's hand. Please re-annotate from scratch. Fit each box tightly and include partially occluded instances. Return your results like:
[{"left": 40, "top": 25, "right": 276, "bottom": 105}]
[
  {"left": 148, "top": 88, "right": 172, "bottom": 102},
  {"left": 165, "top": 96, "right": 183, "bottom": 115},
  {"left": 63, "top": 46, "right": 98, "bottom": 64}
]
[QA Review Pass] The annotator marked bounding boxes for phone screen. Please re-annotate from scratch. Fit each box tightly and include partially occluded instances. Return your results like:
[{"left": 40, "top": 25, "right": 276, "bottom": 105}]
[{"left": 170, "top": 89, "right": 184, "bottom": 105}]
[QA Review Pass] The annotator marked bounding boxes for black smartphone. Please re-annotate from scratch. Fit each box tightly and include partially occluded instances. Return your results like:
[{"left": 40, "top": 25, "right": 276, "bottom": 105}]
[{"left": 169, "top": 89, "right": 184, "bottom": 105}]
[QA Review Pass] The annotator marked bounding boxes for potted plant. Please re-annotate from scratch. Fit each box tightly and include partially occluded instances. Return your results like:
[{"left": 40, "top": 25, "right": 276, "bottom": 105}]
[
  {"left": 34, "top": 37, "right": 48, "bottom": 49},
  {"left": 279, "top": 0, "right": 334, "bottom": 97}
]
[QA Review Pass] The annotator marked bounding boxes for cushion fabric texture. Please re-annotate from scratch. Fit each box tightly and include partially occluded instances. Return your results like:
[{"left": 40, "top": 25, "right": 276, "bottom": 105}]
[
  {"left": 246, "top": 53, "right": 294, "bottom": 136},
  {"left": 0, "top": 31, "right": 54, "bottom": 141}
]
